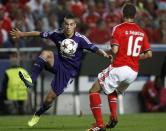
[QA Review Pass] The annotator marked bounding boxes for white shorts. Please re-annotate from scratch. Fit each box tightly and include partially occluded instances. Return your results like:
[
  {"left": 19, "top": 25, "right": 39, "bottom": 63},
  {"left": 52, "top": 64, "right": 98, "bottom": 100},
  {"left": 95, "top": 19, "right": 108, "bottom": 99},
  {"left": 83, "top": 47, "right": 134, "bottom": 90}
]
[{"left": 98, "top": 65, "right": 138, "bottom": 95}]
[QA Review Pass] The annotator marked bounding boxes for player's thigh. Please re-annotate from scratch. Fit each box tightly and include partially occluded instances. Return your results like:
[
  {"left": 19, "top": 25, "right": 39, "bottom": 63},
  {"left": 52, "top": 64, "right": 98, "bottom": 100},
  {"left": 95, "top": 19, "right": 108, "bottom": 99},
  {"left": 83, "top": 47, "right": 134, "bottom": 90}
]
[
  {"left": 40, "top": 50, "right": 54, "bottom": 66},
  {"left": 89, "top": 80, "right": 102, "bottom": 93},
  {"left": 116, "top": 82, "right": 129, "bottom": 94}
]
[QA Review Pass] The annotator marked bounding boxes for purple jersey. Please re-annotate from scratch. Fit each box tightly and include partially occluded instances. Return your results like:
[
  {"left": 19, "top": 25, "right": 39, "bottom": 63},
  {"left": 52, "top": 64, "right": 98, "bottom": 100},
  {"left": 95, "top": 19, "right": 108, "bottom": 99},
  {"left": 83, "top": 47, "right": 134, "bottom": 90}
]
[
  {"left": 40, "top": 29, "right": 99, "bottom": 76},
  {"left": 40, "top": 29, "right": 99, "bottom": 95}
]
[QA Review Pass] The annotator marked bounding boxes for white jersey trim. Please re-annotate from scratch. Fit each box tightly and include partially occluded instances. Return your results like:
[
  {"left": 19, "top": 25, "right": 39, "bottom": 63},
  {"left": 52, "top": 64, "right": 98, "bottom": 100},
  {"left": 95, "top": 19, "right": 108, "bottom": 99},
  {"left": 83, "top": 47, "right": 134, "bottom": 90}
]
[
  {"left": 47, "top": 28, "right": 64, "bottom": 36},
  {"left": 112, "top": 22, "right": 136, "bottom": 36},
  {"left": 75, "top": 32, "right": 92, "bottom": 44},
  {"left": 53, "top": 28, "right": 64, "bottom": 34}
]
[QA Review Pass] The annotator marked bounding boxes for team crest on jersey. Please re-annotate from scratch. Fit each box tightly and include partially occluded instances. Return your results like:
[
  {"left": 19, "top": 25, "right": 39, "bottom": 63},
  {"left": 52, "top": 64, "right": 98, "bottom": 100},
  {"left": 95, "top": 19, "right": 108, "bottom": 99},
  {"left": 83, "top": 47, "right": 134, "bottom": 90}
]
[{"left": 43, "top": 32, "right": 49, "bottom": 37}]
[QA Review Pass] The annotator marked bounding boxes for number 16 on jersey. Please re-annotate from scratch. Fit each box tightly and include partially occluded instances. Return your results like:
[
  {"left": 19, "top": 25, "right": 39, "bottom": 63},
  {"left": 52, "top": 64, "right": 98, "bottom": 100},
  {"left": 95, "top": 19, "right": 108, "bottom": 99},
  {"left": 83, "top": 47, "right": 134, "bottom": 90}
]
[{"left": 127, "top": 36, "right": 143, "bottom": 57}]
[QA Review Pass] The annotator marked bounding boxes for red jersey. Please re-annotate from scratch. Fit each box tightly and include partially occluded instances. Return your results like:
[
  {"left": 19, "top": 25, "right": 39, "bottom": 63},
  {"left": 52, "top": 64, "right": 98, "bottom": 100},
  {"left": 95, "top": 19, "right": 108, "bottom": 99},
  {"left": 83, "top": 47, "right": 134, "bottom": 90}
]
[{"left": 111, "top": 22, "right": 151, "bottom": 72}]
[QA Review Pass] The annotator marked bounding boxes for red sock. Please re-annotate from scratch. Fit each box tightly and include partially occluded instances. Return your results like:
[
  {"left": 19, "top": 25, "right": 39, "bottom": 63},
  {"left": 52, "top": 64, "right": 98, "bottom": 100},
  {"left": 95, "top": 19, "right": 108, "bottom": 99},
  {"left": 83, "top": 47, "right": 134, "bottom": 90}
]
[
  {"left": 108, "top": 91, "right": 118, "bottom": 119},
  {"left": 89, "top": 93, "right": 104, "bottom": 127}
]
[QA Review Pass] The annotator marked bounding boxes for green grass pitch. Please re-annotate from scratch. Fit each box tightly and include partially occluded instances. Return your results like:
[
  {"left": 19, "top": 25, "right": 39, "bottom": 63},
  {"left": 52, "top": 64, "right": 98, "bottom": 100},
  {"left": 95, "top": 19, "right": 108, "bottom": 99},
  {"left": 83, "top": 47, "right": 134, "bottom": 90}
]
[{"left": 0, "top": 113, "right": 166, "bottom": 131}]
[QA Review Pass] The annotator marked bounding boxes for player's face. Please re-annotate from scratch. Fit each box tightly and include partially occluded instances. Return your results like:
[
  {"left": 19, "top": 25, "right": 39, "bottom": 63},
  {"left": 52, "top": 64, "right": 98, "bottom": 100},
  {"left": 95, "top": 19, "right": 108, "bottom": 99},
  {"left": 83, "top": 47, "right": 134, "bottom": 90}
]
[{"left": 63, "top": 18, "right": 76, "bottom": 38}]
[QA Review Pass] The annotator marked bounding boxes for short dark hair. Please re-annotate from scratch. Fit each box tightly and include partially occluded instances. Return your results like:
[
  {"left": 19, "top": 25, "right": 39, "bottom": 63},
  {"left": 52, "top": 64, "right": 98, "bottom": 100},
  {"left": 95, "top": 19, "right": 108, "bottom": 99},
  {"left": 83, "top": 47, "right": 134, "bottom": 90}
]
[
  {"left": 64, "top": 13, "right": 76, "bottom": 19},
  {"left": 123, "top": 3, "right": 136, "bottom": 19}
]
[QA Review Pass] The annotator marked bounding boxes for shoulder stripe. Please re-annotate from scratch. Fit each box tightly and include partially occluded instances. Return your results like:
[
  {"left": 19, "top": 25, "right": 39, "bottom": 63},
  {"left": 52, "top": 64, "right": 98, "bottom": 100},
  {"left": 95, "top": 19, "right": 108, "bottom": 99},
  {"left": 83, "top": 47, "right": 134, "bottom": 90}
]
[
  {"left": 75, "top": 32, "right": 92, "bottom": 44},
  {"left": 45, "top": 28, "right": 63, "bottom": 36},
  {"left": 112, "top": 22, "right": 127, "bottom": 36},
  {"left": 112, "top": 24, "right": 120, "bottom": 36},
  {"left": 53, "top": 28, "right": 64, "bottom": 34}
]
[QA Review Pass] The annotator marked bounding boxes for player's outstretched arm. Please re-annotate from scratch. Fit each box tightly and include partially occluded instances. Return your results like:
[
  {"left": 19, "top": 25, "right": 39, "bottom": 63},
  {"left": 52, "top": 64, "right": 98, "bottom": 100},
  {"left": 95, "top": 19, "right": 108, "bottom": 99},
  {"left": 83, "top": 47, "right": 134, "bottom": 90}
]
[
  {"left": 10, "top": 28, "right": 41, "bottom": 39},
  {"left": 96, "top": 49, "right": 113, "bottom": 60},
  {"left": 105, "top": 45, "right": 119, "bottom": 62}
]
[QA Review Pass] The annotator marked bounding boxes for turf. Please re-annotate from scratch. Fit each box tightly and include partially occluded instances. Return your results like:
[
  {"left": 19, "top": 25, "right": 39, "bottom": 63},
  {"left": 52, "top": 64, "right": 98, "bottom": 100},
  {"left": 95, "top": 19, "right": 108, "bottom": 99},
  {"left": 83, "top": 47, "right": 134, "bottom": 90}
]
[{"left": 0, "top": 113, "right": 166, "bottom": 131}]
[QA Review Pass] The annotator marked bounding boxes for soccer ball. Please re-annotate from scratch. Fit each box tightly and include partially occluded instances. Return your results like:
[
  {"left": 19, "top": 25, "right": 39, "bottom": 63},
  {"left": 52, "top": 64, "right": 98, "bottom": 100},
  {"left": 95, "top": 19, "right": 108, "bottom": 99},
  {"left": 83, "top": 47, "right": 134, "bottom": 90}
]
[{"left": 60, "top": 39, "right": 78, "bottom": 55}]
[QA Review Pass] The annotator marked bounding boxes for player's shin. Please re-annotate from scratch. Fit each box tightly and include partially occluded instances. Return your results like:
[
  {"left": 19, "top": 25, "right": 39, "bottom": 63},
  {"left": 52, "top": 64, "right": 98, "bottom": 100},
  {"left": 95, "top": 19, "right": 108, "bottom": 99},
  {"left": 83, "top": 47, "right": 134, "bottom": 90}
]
[
  {"left": 89, "top": 92, "right": 104, "bottom": 127},
  {"left": 35, "top": 101, "right": 52, "bottom": 116},
  {"left": 31, "top": 56, "right": 46, "bottom": 83},
  {"left": 107, "top": 91, "right": 118, "bottom": 120}
]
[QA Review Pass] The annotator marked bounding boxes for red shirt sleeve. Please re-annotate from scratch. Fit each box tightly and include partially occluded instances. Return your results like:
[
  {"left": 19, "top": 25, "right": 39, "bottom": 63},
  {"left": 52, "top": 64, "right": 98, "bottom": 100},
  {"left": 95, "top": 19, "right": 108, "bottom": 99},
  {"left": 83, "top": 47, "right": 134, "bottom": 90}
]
[
  {"left": 111, "top": 26, "right": 120, "bottom": 47},
  {"left": 141, "top": 33, "right": 151, "bottom": 53}
]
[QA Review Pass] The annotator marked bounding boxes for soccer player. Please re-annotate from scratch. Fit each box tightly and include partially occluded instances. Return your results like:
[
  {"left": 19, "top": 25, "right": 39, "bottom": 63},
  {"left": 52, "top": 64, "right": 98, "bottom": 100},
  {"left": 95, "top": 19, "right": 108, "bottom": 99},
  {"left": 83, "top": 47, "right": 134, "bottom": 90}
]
[
  {"left": 87, "top": 3, "right": 152, "bottom": 131},
  {"left": 10, "top": 13, "right": 111, "bottom": 127}
]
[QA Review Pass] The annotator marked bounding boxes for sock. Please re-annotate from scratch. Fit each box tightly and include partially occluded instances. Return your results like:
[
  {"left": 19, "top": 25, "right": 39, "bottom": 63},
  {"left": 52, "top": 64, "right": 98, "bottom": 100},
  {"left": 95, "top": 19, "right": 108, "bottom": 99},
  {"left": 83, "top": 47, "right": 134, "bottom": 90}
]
[
  {"left": 31, "top": 56, "right": 46, "bottom": 83},
  {"left": 35, "top": 101, "right": 52, "bottom": 116},
  {"left": 89, "top": 92, "right": 104, "bottom": 127},
  {"left": 107, "top": 91, "right": 118, "bottom": 120}
]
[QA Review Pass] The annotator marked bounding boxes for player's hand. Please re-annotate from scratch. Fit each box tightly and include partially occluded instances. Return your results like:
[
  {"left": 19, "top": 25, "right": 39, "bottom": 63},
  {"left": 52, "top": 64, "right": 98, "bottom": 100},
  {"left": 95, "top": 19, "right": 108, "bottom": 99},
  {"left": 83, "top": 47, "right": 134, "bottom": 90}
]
[
  {"left": 104, "top": 54, "right": 113, "bottom": 63},
  {"left": 10, "top": 28, "right": 24, "bottom": 39},
  {"left": 107, "top": 54, "right": 113, "bottom": 63}
]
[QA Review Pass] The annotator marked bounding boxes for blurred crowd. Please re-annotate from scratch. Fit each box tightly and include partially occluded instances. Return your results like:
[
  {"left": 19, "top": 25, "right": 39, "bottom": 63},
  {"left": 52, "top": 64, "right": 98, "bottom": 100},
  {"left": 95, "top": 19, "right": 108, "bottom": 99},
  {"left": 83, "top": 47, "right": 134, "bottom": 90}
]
[
  {"left": 0, "top": 0, "right": 166, "bottom": 48},
  {"left": 140, "top": 75, "right": 166, "bottom": 112}
]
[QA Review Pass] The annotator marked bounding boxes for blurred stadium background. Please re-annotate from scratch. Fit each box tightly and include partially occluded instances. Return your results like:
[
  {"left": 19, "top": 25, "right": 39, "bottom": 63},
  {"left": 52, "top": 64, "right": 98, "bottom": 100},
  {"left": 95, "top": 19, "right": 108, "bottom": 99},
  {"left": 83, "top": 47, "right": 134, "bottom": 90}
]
[{"left": 0, "top": 0, "right": 166, "bottom": 123}]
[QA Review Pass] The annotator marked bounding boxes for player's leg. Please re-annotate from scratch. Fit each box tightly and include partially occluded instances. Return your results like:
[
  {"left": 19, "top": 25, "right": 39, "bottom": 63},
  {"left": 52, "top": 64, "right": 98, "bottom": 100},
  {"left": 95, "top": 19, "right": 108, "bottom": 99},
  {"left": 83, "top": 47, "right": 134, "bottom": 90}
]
[
  {"left": 88, "top": 80, "right": 105, "bottom": 131},
  {"left": 28, "top": 59, "right": 73, "bottom": 127},
  {"left": 31, "top": 50, "right": 54, "bottom": 82},
  {"left": 35, "top": 89, "right": 57, "bottom": 116},
  {"left": 19, "top": 50, "right": 54, "bottom": 88},
  {"left": 96, "top": 65, "right": 119, "bottom": 129},
  {"left": 28, "top": 89, "right": 57, "bottom": 127},
  {"left": 106, "top": 84, "right": 129, "bottom": 128},
  {"left": 106, "top": 90, "right": 118, "bottom": 128}
]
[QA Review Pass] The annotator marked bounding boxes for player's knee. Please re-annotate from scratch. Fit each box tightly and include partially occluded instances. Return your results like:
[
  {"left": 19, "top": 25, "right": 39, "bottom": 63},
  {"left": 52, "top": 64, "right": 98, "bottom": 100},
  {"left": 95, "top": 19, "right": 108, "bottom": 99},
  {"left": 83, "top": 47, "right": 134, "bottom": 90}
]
[
  {"left": 47, "top": 96, "right": 55, "bottom": 103},
  {"left": 46, "top": 94, "right": 56, "bottom": 103},
  {"left": 40, "top": 50, "right": 53, "bottom": 60},
  {"left": 89, "top": 88, "right": 96, "bottom": 93},
  {"left": 89, "top": 88, "right": 100, "bottom": 93},
  {"left": 89, "top": 82, "right": 101, "bottom": 93}
]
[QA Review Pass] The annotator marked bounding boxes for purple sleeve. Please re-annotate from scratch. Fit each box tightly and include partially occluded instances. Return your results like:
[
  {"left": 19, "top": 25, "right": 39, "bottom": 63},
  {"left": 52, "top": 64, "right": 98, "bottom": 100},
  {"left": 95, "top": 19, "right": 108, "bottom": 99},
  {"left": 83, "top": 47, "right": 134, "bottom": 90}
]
[
  {"left": 80, "top": 36, "right": 99, "bottom": 53},
  {"left": 40, "top": 31, "right": 56, "bottom": 40}
]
